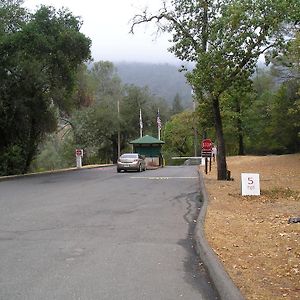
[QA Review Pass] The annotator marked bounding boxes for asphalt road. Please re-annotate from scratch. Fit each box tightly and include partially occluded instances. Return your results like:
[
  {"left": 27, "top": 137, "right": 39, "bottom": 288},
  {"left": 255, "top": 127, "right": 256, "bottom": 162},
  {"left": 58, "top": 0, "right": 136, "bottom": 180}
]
[{"left": 0, "top": 166, "right": 219, "bottom": 300}]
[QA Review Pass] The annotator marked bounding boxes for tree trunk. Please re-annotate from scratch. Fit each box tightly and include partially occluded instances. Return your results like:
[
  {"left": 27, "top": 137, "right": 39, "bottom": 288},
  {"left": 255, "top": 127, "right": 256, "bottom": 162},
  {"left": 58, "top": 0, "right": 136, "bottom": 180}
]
[
  {"left": 112, "top": 137, "right": 118, "bottom": 164},
  {"left": 235, "top": 99, "right": 245, "bottom": 155},
  {"left": 212, "top": 97, "right": 228, "bottom": 180},
  {"left": 23, "top": 121, "right": 39, "bottom": 174},
  {"left": 238, "top": 132, "right": 244, "bottom": 155}
]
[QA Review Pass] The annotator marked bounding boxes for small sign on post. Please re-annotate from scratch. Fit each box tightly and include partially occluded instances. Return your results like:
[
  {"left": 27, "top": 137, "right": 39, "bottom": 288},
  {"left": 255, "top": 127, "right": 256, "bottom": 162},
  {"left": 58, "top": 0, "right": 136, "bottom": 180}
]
[
  {"left": 201, "top": 139, "right": 212, "bottom": 174},
  {"left": 241, "top": 173, "right": 260, "bottom": 196},
  {"left": 75, "top": 149, "right": 83, "bottom": 168},
  {"left": 201, "top": 139, "right": 212, "bottom": 155}
]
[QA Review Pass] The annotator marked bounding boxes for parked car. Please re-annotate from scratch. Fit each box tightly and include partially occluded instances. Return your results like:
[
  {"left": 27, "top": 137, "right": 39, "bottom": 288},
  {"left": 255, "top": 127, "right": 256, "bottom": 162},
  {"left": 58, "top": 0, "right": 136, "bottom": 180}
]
[{"left": 117, "top": 153, "right": 146, "bottom": 173}]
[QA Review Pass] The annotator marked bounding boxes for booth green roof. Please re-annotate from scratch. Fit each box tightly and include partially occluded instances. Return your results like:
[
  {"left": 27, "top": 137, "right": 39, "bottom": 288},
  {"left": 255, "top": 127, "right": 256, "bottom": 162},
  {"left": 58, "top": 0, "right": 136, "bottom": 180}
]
[{"left": 130, "top": 135, "right": 165, "bottom": 144}]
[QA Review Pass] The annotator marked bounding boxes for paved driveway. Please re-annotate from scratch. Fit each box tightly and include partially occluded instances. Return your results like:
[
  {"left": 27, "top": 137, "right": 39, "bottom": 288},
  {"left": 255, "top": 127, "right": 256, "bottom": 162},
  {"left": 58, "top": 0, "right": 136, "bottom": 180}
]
[{"left": 0, "top": 166, "right": 219, "bottom": 299}]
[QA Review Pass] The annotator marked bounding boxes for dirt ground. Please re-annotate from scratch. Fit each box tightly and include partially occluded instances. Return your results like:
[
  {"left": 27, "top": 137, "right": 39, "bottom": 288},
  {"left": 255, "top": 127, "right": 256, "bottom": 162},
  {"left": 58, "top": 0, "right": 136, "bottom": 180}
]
[{"left": 201, "top": 154, "right": 300, "bottom": 300}]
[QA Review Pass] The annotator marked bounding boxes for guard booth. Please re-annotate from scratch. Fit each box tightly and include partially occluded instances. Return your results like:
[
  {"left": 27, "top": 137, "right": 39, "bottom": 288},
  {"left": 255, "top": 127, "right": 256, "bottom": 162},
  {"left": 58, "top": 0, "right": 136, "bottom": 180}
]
[{"left": 130, "top": 135, "right": 165, "bottom": 168}]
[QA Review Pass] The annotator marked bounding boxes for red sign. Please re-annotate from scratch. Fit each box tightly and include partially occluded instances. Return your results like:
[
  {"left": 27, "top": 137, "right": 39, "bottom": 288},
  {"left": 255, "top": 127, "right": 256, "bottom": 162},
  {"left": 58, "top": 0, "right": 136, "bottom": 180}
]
[
  {"left": 76, "top": 149, "right": 83, "bottom": 157},
  {"left": 201, "top": 139, "right": 212, "bottom": 158},
  {"left": 202, "top": 139, "right": 212, "bottom": 151}
]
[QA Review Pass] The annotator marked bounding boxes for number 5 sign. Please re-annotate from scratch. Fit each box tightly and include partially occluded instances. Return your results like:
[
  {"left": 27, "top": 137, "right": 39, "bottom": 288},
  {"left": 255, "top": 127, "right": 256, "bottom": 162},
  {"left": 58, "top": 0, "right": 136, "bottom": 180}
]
[{"left": 241, "top": 173, "right": 260, "bottom": 196}]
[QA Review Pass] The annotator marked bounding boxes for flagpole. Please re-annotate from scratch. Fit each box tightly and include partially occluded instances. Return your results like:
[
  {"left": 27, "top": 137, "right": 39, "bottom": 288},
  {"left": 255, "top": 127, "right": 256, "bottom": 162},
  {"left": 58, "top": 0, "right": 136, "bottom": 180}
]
[
  {"left": 139, "top": 108, "right": 143, "bottom": 138},
  {"left": 157, "top": 108, "right": 161, "bottom": 140}
]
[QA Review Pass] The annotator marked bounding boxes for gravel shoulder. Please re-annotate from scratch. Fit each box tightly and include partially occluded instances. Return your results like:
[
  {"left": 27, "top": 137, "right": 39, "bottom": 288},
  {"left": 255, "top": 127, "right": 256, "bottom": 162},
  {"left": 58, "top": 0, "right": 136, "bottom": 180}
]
[{"left": 201, "top": 154, "right": 300, "bottom": 300}]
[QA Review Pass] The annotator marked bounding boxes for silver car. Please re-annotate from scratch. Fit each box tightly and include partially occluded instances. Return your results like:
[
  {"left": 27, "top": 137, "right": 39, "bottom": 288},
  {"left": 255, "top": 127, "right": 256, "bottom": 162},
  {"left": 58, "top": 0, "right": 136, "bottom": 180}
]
[{"left": 117, "top": 153, "right": 146, "bottom": 172}]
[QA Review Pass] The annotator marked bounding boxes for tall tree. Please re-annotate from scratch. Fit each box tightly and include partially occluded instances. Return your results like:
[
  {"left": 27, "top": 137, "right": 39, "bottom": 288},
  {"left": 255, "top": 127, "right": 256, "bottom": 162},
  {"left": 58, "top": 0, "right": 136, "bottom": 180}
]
[
  {"left": 73, "top": 64, "right": 95, "bottom": 108},
  {"left": 163, "top": 111, "right": 195, "bottom": 157},
  {"left": 69, "top": 61, "right": 122, "bottom": 163},
  {"left": 270, "top": 80, "right": 300, "bottom": 153},
  {"left": 220, "top": 82, "right": 253, "bottom": 156},
  {"left": 0, "top": 3, "right": 91, "bottom": 175},
  {"left": 171, "top": 93, "right": 184, "bottom": 115},
  {"left": 131, "top": 0, "right": 299, "bottom": 179},
  {"left": 240, "top": 66, "right": 300, "bottom": 155},
  {"left": 91, "top": 61, "right": 123, "bottom": 104}
]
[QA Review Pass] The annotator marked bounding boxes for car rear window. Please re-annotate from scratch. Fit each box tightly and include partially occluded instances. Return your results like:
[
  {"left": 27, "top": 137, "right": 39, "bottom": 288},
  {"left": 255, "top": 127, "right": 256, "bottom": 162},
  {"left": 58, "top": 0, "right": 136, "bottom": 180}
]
[{"left": 121, "top": 154, "right": 138, "bottom": 159}]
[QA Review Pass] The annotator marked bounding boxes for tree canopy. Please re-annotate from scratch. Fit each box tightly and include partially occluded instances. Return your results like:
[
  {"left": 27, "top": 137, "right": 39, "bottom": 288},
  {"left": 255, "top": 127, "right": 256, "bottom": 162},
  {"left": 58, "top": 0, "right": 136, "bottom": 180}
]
[
  {"left": 131, "top": 0, "right": 299, "bottom": 179},
  {"left": 0, "top": 1, "right": 91, "bottom": 175},
  {"left": 67, "top": 61, "right": 170, "bottom": 164}
]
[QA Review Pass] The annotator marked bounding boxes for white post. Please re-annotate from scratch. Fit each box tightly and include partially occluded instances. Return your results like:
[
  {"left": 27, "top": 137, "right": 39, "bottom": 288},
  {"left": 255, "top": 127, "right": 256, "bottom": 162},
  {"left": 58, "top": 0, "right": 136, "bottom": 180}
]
[
  {"left": 76, "top": 156, "right": 82, "bottom": 168},
  {"left": 76, "top": 149, "right": 83, "bottom": 168}
]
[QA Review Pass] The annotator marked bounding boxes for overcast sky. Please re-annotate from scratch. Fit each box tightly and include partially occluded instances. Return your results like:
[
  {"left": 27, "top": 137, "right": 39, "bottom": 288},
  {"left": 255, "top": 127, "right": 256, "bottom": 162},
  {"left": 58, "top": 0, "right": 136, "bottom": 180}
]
[{"left": 23, "top": 0, "right": 181, "bottom": 64}]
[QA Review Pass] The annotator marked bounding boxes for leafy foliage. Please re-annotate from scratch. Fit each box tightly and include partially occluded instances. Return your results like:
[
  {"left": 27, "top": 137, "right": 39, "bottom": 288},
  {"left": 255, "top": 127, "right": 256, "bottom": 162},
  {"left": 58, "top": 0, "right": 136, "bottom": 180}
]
[
  {"left": 245, "top": 74, "right": 300, "bottom": 154},
  {"left": 67, "top": 61, "right": 170, "bottom": 164},
  {"left": 0, "top": 2, "right": 91, "bottom": 175},
  {"left": 30, "top": 134, "right": 75, "bottom": 172},
  {"left": 163, "top": 111, "right": 195, "bottom": 158},
  {"left": 131, "top": 0, "right": 299, "bottom": 179}
]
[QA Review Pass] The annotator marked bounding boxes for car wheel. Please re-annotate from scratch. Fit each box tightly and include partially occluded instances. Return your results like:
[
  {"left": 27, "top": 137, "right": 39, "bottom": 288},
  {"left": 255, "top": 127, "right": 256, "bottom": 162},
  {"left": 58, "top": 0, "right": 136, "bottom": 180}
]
[{"left": 117, "top": 169, "right": 121, "bottom": 173}]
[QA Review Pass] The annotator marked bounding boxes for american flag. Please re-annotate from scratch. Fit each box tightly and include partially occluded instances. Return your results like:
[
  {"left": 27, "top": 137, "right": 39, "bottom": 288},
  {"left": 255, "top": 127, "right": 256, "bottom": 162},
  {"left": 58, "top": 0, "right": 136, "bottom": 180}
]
[{"left": 157, "top": 109, "right": 161, "bottom": 130}]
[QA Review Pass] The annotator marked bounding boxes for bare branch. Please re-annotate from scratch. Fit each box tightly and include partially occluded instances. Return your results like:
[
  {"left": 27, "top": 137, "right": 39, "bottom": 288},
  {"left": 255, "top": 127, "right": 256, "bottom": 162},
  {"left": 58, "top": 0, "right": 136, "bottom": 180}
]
[
  {"left": 130, "top": 5, "right": 200, "bottom": 54},
  {"left": 59, "top": 117, "right": 74, "bottom": 130},
  {"left": 61, "top": 128, "right": 72, "bottom": 139}
]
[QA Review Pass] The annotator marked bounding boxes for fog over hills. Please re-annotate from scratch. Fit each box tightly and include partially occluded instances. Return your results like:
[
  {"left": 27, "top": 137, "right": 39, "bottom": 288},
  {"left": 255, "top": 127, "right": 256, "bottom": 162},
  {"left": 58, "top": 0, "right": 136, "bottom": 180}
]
[{"left": 115, "top": 62, "right": 193, "bottom": 107}]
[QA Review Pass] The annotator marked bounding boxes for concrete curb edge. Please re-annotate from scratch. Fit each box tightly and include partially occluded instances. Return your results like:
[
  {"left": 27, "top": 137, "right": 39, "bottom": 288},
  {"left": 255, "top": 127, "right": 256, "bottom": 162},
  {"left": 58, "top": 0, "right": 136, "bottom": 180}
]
[
  {"left": 195, "top": 170, "right": 245, "bottom": 300},
  {"left": 0, "top": 164, "right": 114, "bottom": 182}
]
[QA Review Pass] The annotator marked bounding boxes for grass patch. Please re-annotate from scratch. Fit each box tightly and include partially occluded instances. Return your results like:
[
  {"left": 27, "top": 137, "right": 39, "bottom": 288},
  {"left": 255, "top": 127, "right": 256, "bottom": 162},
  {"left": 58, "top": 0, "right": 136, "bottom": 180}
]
[{"left": 262, "top": 187, "right": 299, "bottom": 201}]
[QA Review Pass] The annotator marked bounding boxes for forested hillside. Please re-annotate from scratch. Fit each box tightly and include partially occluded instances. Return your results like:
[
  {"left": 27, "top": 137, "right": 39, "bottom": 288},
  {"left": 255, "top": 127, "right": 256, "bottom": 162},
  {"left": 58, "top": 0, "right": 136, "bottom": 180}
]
[{"left": 115, "top": 62, "right": 193, "bottom": 107}]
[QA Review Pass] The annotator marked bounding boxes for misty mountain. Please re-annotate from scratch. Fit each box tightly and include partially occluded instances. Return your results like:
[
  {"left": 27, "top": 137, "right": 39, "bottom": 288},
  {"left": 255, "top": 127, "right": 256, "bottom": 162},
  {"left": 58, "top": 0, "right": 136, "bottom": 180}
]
[{"left": 115, "top": 62, "right": 193, "bottom": 107}]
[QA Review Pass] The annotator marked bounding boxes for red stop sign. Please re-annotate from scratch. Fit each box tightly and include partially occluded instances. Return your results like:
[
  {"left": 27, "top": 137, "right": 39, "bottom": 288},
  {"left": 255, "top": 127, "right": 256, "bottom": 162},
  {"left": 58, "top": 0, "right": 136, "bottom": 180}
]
[
  {"left": 202, "top": 139, "right": 212, "bottom": 151},
  {"left": 76, "top": 149, "right": 83, "bottom": 157}
]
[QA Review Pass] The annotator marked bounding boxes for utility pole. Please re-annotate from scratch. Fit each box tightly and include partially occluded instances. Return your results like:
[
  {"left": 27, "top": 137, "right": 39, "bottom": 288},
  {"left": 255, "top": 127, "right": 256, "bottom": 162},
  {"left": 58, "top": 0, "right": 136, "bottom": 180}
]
[
  {"left": 193, "top": 99, "right": 198, "bottom": 157},
  {"left": 117, "top": 99, "right": 120, "bottom": 158},
  {"left": 192, "top": 90, "right": 198, "bottom": 157}
]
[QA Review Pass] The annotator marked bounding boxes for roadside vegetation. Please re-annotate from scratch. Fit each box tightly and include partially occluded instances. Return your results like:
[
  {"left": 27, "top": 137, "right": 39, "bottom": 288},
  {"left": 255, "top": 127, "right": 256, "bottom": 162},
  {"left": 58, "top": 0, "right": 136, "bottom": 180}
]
[{"left": 0, "top": 0, "right": 299, "bottom": 176}]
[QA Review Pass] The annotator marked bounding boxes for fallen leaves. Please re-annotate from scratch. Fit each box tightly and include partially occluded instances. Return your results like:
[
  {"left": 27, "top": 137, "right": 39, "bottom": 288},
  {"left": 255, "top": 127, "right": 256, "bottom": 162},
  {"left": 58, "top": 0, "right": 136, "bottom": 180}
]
[{"left": 203, "top": 154, "right": 300, "bottom": 300}]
